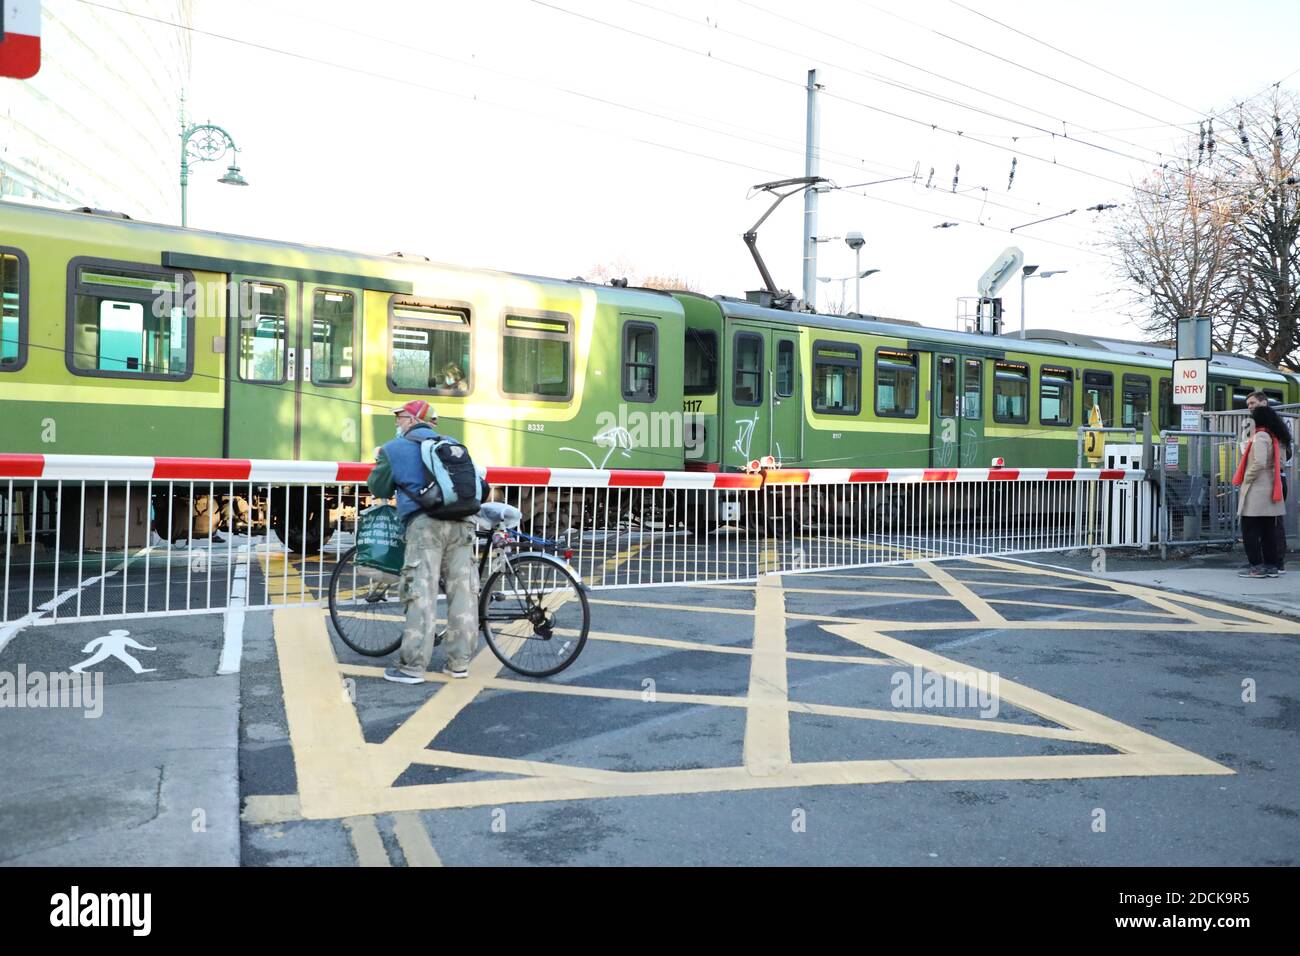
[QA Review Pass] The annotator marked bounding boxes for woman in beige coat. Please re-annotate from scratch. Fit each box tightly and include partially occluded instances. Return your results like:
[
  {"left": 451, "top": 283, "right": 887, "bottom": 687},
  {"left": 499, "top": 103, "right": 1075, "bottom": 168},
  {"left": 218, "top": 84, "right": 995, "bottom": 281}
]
[{"left": 1235, "top": 405, "right": 1290, "bottom": 577}]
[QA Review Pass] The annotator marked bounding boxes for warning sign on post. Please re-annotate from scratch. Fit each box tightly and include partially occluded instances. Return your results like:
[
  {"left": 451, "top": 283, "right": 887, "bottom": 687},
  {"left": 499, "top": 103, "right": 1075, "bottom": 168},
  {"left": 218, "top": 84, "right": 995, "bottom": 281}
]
[{"left": 1172, "top": 358, "right": 1209, "bottom": 405}]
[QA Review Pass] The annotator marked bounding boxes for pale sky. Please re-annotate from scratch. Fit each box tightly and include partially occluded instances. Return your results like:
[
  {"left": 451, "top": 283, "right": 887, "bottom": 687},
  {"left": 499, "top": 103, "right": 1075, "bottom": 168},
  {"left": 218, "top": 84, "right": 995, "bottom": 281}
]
[{"left": 173, "top": 0, "right": 1300, "bottom": 342}]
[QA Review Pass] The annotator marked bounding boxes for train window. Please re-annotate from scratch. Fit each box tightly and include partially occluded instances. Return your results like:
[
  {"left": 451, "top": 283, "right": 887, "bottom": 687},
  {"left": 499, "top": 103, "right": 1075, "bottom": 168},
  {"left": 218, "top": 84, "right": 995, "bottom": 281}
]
[
  {"left": 1213, "top": 384, "right": 1227, "bottom": 411},
  {"left": 775, "top": 340, "right": 795, "bottom": 398},
  {"left": 1231, "top": 386, "right": 1252, "bottom": 409},
  {"left": 236, "top": 282, "right": 287, "bottom": 384},
  {"left": 963, "top": 359, "right": 982, "bottom": 420},
  {"left": 1122, "top": 374, "right": 1151, "bottom": 427},
  {"left": 1039, "top": 366, "right": 1073, "bottom": 426},
  {"left": 67, "top": 259, "right": 194, "bottom": 380},
  {"left": 938, "top": 357, "right": 956, "bottom": 418},
  {"left": 1158, "top": 378, "right": 1174, "bottom": 430},
  {"left": 622, "top": 320, "right": 657, "bottom": 403},
  {"left": 502, "top": 312, "right": 572, "bottom": 400},
  {"left": 685, "top": 329, "right": 717, "bottom": 395},
  {"left": 1083, "top": 370, "right": 1113, "bottom": 425},
  {"left": 813, "top": 340, "right": 860, "bottom": 415},
  {"left": 732, "top": 332, "right": 763, "bottom": 406},
  {"left": 875, "top": 348, "right": 918, "bottom": 418},
  {"left": 1264, "top": 389, "right": 1284, "bottom": 404},
  {"left": 388, "top": 298, "right": 471, "bottom": 395},
  {"left": 311, "top": 289, "right": 355, "bottom": 386},
  {"left": 993, "top": 361, "right": 1029, "bottom": 424},
  {"left": 1, "top": 248, "right": 27, "bottom": 371}
]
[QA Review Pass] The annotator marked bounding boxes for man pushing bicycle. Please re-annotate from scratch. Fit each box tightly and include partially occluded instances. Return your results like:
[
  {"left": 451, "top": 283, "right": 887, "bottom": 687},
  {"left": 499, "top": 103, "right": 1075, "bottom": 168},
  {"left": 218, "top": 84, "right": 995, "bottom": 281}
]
[{"left": 368, "top": 400, "right": 483, "bottom": 683}]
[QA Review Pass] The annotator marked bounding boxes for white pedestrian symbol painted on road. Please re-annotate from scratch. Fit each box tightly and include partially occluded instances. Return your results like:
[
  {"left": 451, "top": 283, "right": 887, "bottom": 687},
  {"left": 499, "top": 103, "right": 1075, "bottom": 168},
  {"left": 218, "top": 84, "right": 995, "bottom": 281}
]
[{"left": 70, "top": 629, "right": 157, "bottom": 675}]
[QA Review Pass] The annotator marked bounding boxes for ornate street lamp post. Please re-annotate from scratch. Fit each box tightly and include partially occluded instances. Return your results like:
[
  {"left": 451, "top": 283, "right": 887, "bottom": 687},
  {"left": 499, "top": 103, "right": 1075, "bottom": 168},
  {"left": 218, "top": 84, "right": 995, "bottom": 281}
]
[{"left": 180, "top": 121, "right": 248, "bottom": 227}]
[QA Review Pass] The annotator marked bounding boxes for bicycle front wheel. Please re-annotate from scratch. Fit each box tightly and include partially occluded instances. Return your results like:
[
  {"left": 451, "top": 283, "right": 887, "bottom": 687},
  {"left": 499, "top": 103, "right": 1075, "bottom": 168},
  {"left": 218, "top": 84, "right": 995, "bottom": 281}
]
[
  {"left": 479, "top": 553, "right": 589, "bottom": 677},
  {"left": 328, "top": 546, "right": 405, "bottom": 657}
]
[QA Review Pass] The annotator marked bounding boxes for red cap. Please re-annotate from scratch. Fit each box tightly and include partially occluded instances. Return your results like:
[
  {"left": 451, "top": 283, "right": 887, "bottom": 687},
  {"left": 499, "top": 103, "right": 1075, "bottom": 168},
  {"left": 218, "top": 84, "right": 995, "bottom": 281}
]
[{"left": 393, "top": 399, "right": 436, "bottom": 423}]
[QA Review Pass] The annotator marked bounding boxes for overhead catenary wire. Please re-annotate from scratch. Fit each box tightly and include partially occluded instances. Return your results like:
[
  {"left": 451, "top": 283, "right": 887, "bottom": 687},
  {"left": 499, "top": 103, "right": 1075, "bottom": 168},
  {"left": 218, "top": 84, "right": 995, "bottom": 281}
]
[
  {"left": 727, "top": 0, "right": 1201, "bottom": 167},
  {"left": 78, "top": 0, "right": 1069, "bottom": 235},
  {"left": 524, "top": 0, "right": 1228, "bottom": 206},
  {"left": 80, "top": 0, "right": 1117, "bottom": 244},
  {"left": 944, "top": 0, "right": 1208, "bottom": 118}
]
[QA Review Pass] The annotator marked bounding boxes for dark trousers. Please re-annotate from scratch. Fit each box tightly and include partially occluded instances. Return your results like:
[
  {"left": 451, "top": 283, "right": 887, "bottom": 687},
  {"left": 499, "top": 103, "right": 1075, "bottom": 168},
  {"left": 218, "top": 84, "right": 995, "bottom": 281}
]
[{"left": 1242, "top": 515, "right": 1282, "bottom": 567}]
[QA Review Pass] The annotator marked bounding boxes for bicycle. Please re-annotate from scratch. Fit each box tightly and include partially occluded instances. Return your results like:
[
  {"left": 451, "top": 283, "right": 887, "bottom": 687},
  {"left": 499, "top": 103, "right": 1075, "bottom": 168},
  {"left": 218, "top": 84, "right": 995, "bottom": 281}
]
[{"left": 327, "top": 502, "right": 590, "bottom": 677}]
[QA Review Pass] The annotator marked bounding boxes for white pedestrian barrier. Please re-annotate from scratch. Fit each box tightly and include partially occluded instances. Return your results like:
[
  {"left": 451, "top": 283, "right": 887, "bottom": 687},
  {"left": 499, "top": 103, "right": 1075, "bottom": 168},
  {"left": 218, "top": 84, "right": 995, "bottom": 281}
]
[{"left": 0, "top": 454, "right": 1147, "bottom": 625}]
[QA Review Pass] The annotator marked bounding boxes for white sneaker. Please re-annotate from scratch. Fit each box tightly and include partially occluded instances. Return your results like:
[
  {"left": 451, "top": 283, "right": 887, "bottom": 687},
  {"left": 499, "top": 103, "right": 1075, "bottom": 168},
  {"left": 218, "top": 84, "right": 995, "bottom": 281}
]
[{"left": 441, "top": 664, "right": 469, "bottom": 680}]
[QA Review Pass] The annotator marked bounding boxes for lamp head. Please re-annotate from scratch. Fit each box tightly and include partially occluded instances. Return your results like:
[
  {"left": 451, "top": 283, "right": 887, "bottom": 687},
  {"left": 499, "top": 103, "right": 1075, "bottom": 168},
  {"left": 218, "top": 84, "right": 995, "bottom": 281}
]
[
  {"left": 845, "top": 231, "right": 865, "bottom": 251},
  {"left": 218, "top": 165, "right": 249, "bottom": 186}
]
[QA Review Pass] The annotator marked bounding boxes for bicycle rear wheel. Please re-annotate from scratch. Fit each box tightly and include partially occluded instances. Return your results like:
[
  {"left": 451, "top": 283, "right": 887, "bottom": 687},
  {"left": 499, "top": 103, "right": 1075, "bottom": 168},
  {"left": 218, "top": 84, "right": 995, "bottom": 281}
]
[
  {"left": 328, "top": 546, "right": 405, "bottom": 657},
  {"left": 479, "top": 553, "right": 589, "bottom": 677}
]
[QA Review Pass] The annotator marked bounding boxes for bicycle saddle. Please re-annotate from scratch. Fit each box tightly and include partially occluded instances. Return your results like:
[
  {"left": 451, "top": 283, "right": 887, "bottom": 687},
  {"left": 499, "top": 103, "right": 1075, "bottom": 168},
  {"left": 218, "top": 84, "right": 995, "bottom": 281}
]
[{"left": 475, "top": 502, "right": 523, "bottom": 531}]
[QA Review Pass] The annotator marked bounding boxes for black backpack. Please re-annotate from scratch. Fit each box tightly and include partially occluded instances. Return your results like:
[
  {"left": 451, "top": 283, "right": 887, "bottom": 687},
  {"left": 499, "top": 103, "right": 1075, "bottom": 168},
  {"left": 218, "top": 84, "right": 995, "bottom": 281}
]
[{"left": 402, "top": 432, "right": 490, "bottom": 520}]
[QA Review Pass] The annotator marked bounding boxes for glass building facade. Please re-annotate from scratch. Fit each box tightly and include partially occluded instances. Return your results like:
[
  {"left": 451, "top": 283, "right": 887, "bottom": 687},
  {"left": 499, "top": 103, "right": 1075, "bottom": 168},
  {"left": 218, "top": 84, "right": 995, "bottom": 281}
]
[{"left": 0, "top": 0, "right": 192, "bottom": 221}]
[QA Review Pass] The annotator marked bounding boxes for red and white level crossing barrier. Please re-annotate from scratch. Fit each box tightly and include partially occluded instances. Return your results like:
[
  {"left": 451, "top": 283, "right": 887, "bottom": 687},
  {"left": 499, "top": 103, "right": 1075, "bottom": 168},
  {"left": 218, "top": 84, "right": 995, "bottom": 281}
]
[
  {"left": 0, "top": 453, "right": 1151, "bottom": 626},
  {"left": 0, "top": 455, "right": 1140, "bottom": 487},
  {"left": 0, "top": 0, "right": 42, "bottom": 79}
]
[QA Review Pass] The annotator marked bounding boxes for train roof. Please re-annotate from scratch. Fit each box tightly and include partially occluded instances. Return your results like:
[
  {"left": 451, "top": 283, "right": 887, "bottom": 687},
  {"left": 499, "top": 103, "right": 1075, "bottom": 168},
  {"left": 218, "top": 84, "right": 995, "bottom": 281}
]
[
  {"left": 713, "top": 296, "right": 1294, "bottom": 384},
  {"left": 0, "top": 199, "right": 681, "bottom": 314}
]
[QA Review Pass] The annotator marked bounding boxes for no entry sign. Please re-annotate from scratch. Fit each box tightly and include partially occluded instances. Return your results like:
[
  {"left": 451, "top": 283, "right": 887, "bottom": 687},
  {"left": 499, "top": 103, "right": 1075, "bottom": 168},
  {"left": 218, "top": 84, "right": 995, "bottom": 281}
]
[
  {"left": 1172, "top": 358, "right": 1208, "bottom": 405},
  {"left": 1, "top": 0, "right": 41, "bottom": 79}
]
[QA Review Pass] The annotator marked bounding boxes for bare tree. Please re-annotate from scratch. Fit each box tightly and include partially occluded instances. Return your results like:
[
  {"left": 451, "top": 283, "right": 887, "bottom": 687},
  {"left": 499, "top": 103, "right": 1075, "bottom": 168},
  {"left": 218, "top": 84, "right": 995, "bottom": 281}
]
[
  {"left": 639, "top": 273, "right": 702, "bottom": 293},
  {"left": 582, "top": 260, "right": 701, "bottom": 293},
  {"left": 1109, "top": 146, "right": 1240, "bottom": 347},
  {"left": 1108, "top": 88, "right": 1300, "bottom": 368},
  {"left": 1222, "top": 90, "right": 1300, "bottom": 367}
]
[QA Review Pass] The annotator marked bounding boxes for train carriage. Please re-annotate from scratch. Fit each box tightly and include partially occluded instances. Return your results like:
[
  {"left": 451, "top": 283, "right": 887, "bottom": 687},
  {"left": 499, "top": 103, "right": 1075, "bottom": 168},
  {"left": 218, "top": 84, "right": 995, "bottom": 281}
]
[{"left": 2, "top": 199, "right": 1296, "bottom": 548}]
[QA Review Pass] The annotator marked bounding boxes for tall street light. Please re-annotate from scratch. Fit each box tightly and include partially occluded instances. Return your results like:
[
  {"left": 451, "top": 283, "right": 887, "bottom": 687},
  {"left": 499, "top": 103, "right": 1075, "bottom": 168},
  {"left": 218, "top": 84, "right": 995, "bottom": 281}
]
[
  {"left": 818, "top": 270, "right": 880, "bottom": 313},
  {"left": 1019, "top": 266, "right": 1068, "bottom": 339},
  {"left": 180, "top": 121, "right": 248, "bottom": 227},
  {"left": 845, "top": 231, "right": 866, "bottom": 313}
]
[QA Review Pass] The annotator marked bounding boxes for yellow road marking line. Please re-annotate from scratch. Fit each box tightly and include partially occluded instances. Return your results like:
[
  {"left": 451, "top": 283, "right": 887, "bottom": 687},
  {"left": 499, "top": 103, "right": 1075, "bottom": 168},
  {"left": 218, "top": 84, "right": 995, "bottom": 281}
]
[
  {"left": 820, "top": 622, "right": 1230, "bottom": 762},
  {"left": 779, "top": 586, "right": 1181, "bottom": 619},
  {"left": 336, "top": 662, "right": 748, "bottom": 709},
  {"left": 342, "top": 816, "right": 391, "bottom": 867},
  {"left": 391, "top": 812, "right": 443, "bottom": 867},
  {"left": 968, "top": 557, "right": 1299, "bottom": 630},
  {"left": 784, "top": 613, "right": 1255, "bottom": 632},
  {"left": 744, "top": 574, "right": 790, "bottom": 776},
  {"left": 588, "top": 598, "right": 755, "bottom": 616},
  {"left": 258, "top": 553, "right": 312, "bottom": 605},
  {"left": 794, "top": 700, "right": 1102, "bottom": 743},
  {"left": 917, "top": 561, "right": 1005, "bottom": 624},
  {"left": 586, "top": 543, "right": 644, "bottom": 586},
  {"left": 407, "top": 747, "right": 631, "bottom": 783},
  {"left": 275, "top": 608, "right": 388, "bottom": 816},
  {"left": 241, "top": 794, "right": 303, "bottom": 825},
  {"left": 377, "top": 643, "right": 508, "bottom": 775},
  {"left": 281, "top": 751, "right": 1232, "bottom": 818}
]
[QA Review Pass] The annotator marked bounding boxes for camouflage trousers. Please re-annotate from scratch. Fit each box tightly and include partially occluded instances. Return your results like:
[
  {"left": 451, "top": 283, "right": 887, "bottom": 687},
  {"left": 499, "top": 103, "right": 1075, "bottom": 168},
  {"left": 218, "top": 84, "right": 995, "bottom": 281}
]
[{"left": 398, "top": 513, "right": 480, "bottom": 671}]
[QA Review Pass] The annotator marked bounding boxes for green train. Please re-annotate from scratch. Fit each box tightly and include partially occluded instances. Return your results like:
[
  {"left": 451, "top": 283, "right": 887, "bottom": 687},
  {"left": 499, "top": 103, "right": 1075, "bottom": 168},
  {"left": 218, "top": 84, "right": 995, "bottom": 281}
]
[{"left": 2, "top": 200, "right": 1297, "bottom": 544}]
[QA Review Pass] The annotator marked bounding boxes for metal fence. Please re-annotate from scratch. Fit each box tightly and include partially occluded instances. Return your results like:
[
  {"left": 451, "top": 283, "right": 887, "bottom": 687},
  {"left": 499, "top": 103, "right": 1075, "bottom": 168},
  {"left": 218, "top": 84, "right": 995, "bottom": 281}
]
[
  {"left": 1156, "top": 405, "right": 1298, "bottom": 555},
  {"left": 0, "top": 454, "right": 1147, "bottom": 627}
]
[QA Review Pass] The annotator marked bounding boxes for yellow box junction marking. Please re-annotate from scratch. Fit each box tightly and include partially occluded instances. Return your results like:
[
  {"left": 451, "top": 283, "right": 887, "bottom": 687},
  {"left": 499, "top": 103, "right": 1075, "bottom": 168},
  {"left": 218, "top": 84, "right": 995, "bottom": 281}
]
[{"left": 243, "top": 557, "right": 1251, "bottom": 844}]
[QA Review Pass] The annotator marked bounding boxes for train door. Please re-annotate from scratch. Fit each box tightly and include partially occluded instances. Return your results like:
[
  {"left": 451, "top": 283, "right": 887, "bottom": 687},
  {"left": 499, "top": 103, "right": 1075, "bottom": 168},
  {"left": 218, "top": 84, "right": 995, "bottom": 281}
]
[
  {"left": 227, "top": 275, "right": 297, "bottom": 458},
  {"left": 298, "top": 282, "right": 362, "bottom": 462},
  {"left": 771, "top": 331, "right": 802, "bottom": 463},
  {"left": 226, "top": 276, "right": 362, "bottom": 460},
  {"left": 931, "top": 353, "right": 986, "bottom": 467},
  {"left": 931, "top": 353, "right": 959, "bottom": 467},
  {"left": 727, "top": 325, "right": 769, "bottom": 468},
  {"left": 959, "top": 357, "right": 985, "bottom": 467}
]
